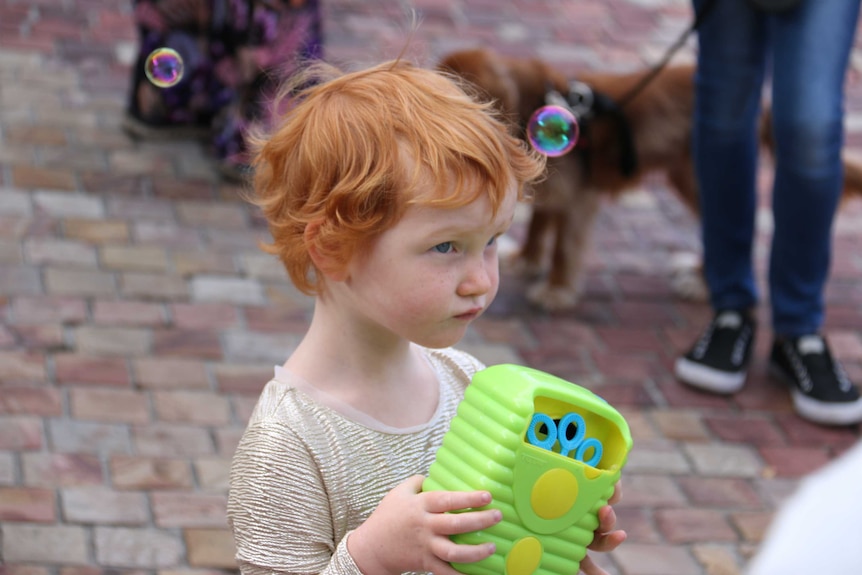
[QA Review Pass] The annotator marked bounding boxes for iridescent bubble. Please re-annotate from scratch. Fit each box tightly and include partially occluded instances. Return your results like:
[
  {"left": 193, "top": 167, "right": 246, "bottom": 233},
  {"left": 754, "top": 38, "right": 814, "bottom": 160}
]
[
  {"left": 527, "top": 105, "right": 579, "bottom": 157},
  {"left": 144, "top": 47, "right": 184, "bottom": 88}
]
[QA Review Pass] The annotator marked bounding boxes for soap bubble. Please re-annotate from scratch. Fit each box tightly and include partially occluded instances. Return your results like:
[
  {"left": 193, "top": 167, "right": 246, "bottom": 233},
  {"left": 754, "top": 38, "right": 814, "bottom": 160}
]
[
  {"left": 144, "top": 47, "right": 184, "bottom": 88},
  {"left": 527, "top": 105, "right": 579, "bottom": 157}
]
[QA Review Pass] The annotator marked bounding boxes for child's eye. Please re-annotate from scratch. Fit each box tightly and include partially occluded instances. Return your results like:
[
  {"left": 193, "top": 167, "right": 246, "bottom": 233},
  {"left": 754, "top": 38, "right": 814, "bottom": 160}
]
[{"left": 433, "top": 242, "right": 454, "bottom": 254}]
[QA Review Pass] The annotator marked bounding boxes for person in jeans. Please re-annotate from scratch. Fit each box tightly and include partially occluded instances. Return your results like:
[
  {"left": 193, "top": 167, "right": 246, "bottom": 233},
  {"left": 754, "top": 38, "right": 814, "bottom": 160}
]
[{"left": 675, "top": 0, "right": 862, "bottom": 425}]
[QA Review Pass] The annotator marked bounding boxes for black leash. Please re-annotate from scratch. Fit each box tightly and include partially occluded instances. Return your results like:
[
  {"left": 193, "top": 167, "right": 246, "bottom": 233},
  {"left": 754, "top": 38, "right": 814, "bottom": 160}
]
[{"left": 616, "top": 0, "right": 719, "bottom": 108}]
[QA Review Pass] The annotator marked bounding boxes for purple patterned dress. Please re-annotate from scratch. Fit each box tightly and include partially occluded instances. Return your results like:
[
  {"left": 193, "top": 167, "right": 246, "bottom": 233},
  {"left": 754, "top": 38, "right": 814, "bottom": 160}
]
[{"left": 127, "top": 0, "right": 323, "bottom": 177}]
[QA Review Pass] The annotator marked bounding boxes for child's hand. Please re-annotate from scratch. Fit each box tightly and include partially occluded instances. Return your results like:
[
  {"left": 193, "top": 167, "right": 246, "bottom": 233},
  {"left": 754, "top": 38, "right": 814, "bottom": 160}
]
[
  {"left": 348, "top": 474, "right": 502, "bottom": 575},
  {"left": 579, "top": 481, "right": 626, "bottom": 575}
]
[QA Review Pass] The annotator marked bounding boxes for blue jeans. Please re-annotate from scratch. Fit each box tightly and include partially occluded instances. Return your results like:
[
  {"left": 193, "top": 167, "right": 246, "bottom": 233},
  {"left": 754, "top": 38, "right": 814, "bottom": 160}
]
[{"left": 692, "top": 0, "right": 861, "bottom": 337}]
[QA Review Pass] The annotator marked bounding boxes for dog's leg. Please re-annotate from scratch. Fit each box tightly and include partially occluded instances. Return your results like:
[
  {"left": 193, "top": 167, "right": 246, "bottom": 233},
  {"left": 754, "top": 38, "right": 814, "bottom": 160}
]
[
  {"left": 517, "top": 206, "right": 553, "bottom": 277},
  {"left": 527, "top": 187, "right": 602, "bottom": 311}
]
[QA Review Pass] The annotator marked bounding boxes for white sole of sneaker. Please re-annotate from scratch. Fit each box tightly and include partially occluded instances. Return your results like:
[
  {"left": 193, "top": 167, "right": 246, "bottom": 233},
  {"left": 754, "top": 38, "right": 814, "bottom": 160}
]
[
  {"left": 769, "top": 364, "right": 862, "bottom": 426},
  {"left": 790, "top": 390, "right": 862, "bottom": 426},
  {"left": 674, "top": 357, "right": 747, "bottom": 394}
]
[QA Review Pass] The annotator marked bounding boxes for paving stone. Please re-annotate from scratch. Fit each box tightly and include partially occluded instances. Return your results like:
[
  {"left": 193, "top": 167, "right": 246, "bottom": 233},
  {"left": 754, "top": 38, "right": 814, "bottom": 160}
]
[
  {"left": 109, "top": 456, "right": 194, "bottom": 491},
  {"left": 100, "top": 245, "right": 169, "bottom": 273},
  {"left": 151, "top": 329, "right": 223, "bottom": 359},
  {"left": 169, "top": 303, "right": 240, "bottom": 330},
  {"left": 613, "top": 543, "right": 702, "bottom": 575},
  {"left": 242, "top": 304, "right": 311, "bottom": 333},
  {"left": 231, "top": 395, "right": 260, "bottom": 423},
  {"left": 757, "top": 446, "right": 832, "bottom": 478},
  {"left": 655, "top": 508, "right": 738, "bottom": 544},
  {"left": 93, "top": 526, "right": 184, "bottom": 568},
  {"left": 221, "top": 330, "right": 300, "bottom": 363},
  {"left": 193, "top": 458, "right": 231, "bottom": 493},
  {"left": 152, "top": 391, "right": 230, "bottom": 426},
  {"left": 48, "top": 419, "right": 131, "bottom": 455},
  {"left": 21, "top": 453, "right": 104, "bottom": 487},
  {"left": 133, "top": 222, "right": 202, "bottom": 248},
  {"left": 63, "top": 218, "right": 130, "bottom": 244},
  {"left": 184, "top": 528, "right": 237, "bottom": 568},
  {"left": 703, "top": 415, "right": 787, "bottom": 447},
  {"left": 0, "top": 486, "right": 56, "bottom": 522},
  {"left": 70, "top": 388, "right": 150, "bottom": 424},
  {"left": 171, "top": 250, "right": 236, "bottom": 277},
  {"left": 730, "top": 511, "right": 775, "bottom": 544},
  {"left": 61, "top": 487, "right": 148, "bottom": 524},
  {"left": 0, "top": 416, "right": 43, "bottom": 450},
  {"left": 10, "top": 295, "right": 88, "bottom": 325},
  {"left": 0, "top": 451, "right": 16, "bottom": 485},
  {"left": 651, "top": 410, "right": 711, "bottom": 441},
  {"left": 676, "top": 477, "right": 763, "bottom": 509},
  {"left": 120, "top": 272, "right": 189, "bottom": 301},
  {"left": 12, "top": 323, "right": 66, "bottom": 350},
  {"left": 33, "top": 191, "right": 105, "bottom": 219},
  {"left": 151, "top": 492, "right": 227, "bottom": 528},
  {"left": 73, "top": 325, "right": 151, "bottom": 356},
  {"left": 54, "top": 354, "right": 131, "bottom": 387},
  {"left": 44, "top": 267, "right": 116, "bottom": 297},
  {"left": 24, "top": 238, "right": 96, "bottom": 268},
  {"left": 624, "top": 441, "right": 692, "bottom": 474},
  {"left": 132, "top": 357, "right": 210, "bottom": 390},
  {"left": 190, "top": 276, "right": 266, "bottom": 306},
  {"left": 616, "top": 474, "right": 688, "bottom": 508},
  {"left": 684, "top": 443, "right": 764, "bottom": 478},
  {"left": 0, "top": 265, "right": 43, "bottom": 295},
  {"left": 0, "top": 350, "right": 47, "bottom": 384},
  {"left": 0, "top": 187, "right": 33, "bottom": 215},
  {"left": 12, "top": 166, "right": 77, "bottom": 190},
  {"left": 92, "top": 300, "right": 165, "bottom": 327},
  {"left": 0, "top": 238, "right": 23, "bottom": 263},
  {"left": 0, "top": 386, "right": 63, "bottom": 416},
  {"left": 214, "top": 427, "right": 245, "bottom": 457},
  {"left": 690, "top": 544, "right": 743, "bottom": 575},
  {"left": 132, "top": 424, "right": 214, "bottom": 457},
  {"left": 175, "top": 201, "right": 248, "bottom": 230},
  {"left": 1, "top": 523, "right": 90, "bottom": 564},
  {"left": 239, "top": 253, "right": 289, "bottom": 281},
  {"left": 212, "top": 363, "right": 272, "bottom": 395}
]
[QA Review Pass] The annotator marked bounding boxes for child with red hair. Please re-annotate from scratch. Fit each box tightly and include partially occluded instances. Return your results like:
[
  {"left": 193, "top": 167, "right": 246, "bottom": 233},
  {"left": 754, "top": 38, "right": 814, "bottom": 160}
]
[{"left": 227, "top": 57, "right": 625, "bottom": 575}]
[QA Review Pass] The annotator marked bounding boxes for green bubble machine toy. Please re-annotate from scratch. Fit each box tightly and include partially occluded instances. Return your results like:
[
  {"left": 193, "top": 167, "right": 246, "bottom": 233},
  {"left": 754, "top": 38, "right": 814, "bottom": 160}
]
[{"left": 423, "top": 364, "right": 633, "bottom": 575}]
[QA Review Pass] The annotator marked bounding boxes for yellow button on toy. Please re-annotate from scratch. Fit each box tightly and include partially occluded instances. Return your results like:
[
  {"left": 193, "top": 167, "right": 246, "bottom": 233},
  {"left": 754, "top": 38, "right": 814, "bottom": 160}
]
[
  {"left": 506, "top": 536, "right": 542, "bottom": 575},
  {"left": 530, "top": 468, "right": 578, "bottom": 519}
]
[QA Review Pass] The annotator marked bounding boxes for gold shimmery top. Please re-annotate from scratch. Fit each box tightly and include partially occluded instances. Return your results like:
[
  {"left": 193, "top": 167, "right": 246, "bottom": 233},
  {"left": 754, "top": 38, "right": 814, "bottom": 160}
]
[{"left": 227, "top": 346, "right": 484, "bottom": 575}]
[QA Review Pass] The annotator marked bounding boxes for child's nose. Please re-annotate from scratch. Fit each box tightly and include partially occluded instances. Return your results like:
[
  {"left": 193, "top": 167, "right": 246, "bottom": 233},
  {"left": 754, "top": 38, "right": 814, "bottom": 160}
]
[{"left": 458, "top": 257, "right": 495, "bottom": 296}]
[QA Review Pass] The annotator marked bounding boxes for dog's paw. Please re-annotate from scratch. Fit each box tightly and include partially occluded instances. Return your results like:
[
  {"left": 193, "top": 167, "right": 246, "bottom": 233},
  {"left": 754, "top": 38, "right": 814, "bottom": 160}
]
[
  {"left": 668, "top": 251, "right": 708, "bottom": 301},
  {"left": 526, "top": 281, "right": 581, "bottom": 311}
]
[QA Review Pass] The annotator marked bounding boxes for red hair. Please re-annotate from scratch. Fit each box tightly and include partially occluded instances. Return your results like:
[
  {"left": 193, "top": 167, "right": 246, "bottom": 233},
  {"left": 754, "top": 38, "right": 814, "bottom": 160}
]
[{"left": 249, "top": 58, "right": 546, "bottom": 295}]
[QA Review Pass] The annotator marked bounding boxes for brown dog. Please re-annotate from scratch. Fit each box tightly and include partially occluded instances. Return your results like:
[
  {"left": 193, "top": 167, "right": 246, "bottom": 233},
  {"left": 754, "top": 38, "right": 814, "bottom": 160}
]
[{"left": 438, "top": 47, "right": 862, "bottom": 310}]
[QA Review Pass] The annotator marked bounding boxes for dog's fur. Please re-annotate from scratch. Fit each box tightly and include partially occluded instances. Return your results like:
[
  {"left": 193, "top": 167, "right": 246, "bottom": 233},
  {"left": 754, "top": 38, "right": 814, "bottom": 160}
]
[{"left": 438, "top": 47, "right": 862, "bottom": 310}]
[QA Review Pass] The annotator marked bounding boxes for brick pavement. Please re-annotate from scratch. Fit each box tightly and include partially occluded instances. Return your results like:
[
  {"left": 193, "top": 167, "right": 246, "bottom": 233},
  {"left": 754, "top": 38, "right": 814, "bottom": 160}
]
[{"left": 1, "top": 1, "right": 862, "bottom": 574}]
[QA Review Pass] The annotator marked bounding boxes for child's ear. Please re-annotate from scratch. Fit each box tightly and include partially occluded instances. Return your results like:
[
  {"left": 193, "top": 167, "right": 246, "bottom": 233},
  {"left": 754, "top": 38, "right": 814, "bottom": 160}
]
[{"left": 304, "top": 221, "right": 349, "bottom": 282}]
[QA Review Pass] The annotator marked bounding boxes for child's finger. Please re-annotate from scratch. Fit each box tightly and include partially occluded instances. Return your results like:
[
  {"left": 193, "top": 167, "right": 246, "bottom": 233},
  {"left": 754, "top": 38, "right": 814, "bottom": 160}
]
[
  {"left": 433, "top": 507, "right": 502, "bottom": 535},
  {"left": 595, "top": 505, "right": 617, "bottom": 532},
  {"left": 422, "top": 489, "right": 493, "bottom": 513},
  {"left": 431, "top": 537, "right": 497, "bottom": 566},
  {"left": 578, "top": 553, "right": 609, "bottom": 575},
  {"left": 588, "top": 528, "right": 626, "bottom": 552}
]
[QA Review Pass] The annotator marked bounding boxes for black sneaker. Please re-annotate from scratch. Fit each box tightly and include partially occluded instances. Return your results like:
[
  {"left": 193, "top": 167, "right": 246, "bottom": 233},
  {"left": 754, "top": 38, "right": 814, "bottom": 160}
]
[
  {"left": 675, "top": 310, "right": 756, "bottom": 394},
  {"left": 769, "top": 334, "right": 862, "bottom": 426}
]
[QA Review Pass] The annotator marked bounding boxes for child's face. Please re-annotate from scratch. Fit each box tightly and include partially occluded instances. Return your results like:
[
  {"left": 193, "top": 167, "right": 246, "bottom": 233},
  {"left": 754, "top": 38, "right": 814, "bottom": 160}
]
[{"left": 339, "top": 182, "right": 518, "bottom": 349}]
